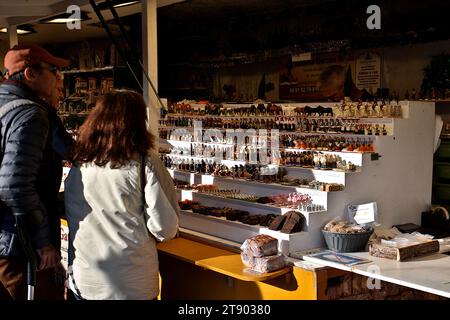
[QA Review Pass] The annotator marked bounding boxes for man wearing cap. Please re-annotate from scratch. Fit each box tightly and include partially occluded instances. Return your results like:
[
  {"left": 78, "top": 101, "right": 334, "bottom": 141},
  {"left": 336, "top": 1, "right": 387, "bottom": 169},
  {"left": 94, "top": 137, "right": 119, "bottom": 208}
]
[{"left": 0, "top": 45, "right": 73, "bottom": 300}]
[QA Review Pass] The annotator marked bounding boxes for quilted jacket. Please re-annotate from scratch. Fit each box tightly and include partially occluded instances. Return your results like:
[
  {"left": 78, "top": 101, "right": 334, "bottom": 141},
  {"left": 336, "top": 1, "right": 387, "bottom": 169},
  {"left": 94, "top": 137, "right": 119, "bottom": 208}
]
[{"left": 0, "top": 81, "right": 73, "bottom": 256}]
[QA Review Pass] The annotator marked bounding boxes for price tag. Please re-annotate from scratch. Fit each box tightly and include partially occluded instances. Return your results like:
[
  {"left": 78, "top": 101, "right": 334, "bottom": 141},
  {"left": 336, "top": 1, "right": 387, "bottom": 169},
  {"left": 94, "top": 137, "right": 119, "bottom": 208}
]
[{"left": 348, "top": 202, "right": 377, "bottom": 225}]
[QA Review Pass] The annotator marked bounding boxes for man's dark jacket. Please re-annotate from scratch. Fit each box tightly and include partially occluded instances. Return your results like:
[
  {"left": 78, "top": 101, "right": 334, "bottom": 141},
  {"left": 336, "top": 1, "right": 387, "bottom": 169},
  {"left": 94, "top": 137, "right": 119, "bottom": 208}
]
[{"left": 0, "top": 81, "right": 73, "bottom": 255}]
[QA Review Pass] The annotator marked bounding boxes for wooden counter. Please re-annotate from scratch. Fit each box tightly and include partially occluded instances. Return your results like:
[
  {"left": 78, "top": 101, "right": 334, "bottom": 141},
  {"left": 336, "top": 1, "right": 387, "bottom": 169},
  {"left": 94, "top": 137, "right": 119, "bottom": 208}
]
[
  {"left": 347, "top": 252, "right": 450, "bottom": 298},
  {"left": 157, "top": 237, "right": 290, "bottom": 282},
  {"left": 157, "top": 236, "right": 327, "bottom": 300},
  {"left": 302, "top": 250, "right": 450, "bottom": 299}
]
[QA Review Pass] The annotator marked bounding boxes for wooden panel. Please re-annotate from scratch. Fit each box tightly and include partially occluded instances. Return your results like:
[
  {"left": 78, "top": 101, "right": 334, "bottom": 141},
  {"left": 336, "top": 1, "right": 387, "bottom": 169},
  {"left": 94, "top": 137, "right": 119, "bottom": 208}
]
[{"left": 158, "top": 251, "right": 322, "bottom": 300}]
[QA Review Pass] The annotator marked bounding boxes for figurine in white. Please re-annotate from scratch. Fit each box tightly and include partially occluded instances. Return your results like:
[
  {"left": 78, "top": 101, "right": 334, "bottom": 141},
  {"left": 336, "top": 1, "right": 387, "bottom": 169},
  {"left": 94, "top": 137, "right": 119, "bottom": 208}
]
[
  {"left": 320, "top": 154, "right": 327, "bottom": 169},
  {"left": 338, "top": 100, "right": 346, "bottom": 118},
  {"left": 313, "top": 153, "right": 320, "bottom": 168},
  {"left": 370, "top": 101, "right": 378, "bottom": 117},
  {"left": 332, "top": 103, "right": 340, "bottom": 117},
  {"left": 344, "top": 100, "right": 353, "bottom": 117},
  {"left": 348, "top": 102, "right": 356, "bottom": 117},
  {"left": 340, "top": 159, "right": 347, "bottom": 171},
  {"left": 384, "top": 103, "right": 391, "bottom": 117},
  {"left": 355, "top": 101, "right": 362, "bottom": 117},
  {"left": 395, "top": 104, "right": 403, "bottom": 118},
  {"left": 374, "top": 102, "right": 382, "bottom": 117},
  {"left": 363, "top": 102, "right": 371, "bottom": 117}
]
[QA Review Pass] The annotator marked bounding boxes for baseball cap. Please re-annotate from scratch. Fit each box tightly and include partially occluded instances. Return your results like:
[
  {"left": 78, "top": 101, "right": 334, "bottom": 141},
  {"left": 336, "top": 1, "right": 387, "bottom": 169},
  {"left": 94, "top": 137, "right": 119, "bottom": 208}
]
[{"left": 3, "top": 44, "right": 70, "bottom": 77}]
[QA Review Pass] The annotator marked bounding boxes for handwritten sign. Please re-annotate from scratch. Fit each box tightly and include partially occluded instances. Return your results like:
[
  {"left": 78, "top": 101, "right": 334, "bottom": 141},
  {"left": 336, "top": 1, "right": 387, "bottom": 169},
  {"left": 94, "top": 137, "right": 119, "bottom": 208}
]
[
  {"left": 348, "top": 202, "right": 377, "bottom": 225},
  {"left": 356, "top": 52, "right": 381, "bottom": 93}
]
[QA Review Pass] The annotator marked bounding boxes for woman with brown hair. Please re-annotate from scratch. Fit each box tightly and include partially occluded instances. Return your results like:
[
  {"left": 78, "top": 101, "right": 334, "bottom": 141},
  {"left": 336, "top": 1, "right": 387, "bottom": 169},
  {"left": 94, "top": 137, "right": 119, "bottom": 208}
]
[{"left": 64, "top": 89, "right": 179, "bottom": 300}]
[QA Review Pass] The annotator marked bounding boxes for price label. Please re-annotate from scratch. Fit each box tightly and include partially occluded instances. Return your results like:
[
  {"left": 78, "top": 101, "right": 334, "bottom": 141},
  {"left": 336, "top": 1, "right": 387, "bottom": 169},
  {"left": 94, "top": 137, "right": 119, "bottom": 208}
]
[{"left": 348, "top": 202, "right": 377, "bottom": 225}]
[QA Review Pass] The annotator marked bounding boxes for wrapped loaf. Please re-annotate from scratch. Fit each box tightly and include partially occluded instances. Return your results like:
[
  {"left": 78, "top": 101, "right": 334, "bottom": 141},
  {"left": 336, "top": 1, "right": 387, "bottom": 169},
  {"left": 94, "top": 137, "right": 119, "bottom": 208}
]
[
  {"left": 240, "top": 253, "right": 286, "bottom": 273},
  {"left": 240, "top": 234, "right": 278, "bottom": 257}
]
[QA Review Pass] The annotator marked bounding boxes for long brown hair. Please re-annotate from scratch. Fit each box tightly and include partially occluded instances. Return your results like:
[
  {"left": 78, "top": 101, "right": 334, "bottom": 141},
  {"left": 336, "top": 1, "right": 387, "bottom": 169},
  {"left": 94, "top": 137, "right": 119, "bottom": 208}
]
[{"left": 72, "top": 89, "right": 154, "bottom": 168}]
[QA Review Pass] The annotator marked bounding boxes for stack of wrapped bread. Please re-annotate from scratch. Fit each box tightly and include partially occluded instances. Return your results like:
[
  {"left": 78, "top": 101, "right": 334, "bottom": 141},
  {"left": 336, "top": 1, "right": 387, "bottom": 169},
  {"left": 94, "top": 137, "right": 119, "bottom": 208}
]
[{"left": 240, "top": 235, "right": 286, "bottom": 273}]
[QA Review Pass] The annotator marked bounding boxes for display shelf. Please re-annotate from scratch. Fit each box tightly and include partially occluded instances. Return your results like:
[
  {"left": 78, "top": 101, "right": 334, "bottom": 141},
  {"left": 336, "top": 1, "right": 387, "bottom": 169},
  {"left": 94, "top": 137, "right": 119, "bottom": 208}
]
[
  {"left": 166, "top": 154, "right": 247, "bottom": 167},
  {"left": 181, "top": 209, "right": 265, "bottom": 234},
  {"left": 282, "top": 148, "right": 366, "bottom": 166},
  {"left": 61, "top": 66, "right": 114, "bottom": 74},
  {"left": 168, "top": 168, "right": 333, "bottom": 194},
  {"left": 278, "top": 131, "right": 391, "bottom": 137},
  {"left": 58, "top": 112, "right": 89, "bottom": 117},
  {"left": 158, "top": 125, "right": 392, "bottom": 141},
  {"left": 179, "top": 209, "right": 309, "bottom": 254},
  {"left": 165, "top": 113, "right": 399, "bottom": 121},
  {"left": 279, "top": 165, "right": 361, "bottom": 174},
  {"left": 60, "top": 66, "right": 136, "bottom": 129},
  {"left": 181, "top": 190, "right": 326, "bottom": 215},
  {"left": 166, "top": 139, "right": 234, "bottom": 147},
  {"left": 161, "top": 101, "right": 434, "bottom": 255},
  {"left": 166, "top": 113, "right": 290, "bottom": 119},
  {"left": 64, "top": 96, "right": 84, "bottom": 100},
  {"left": 159, "top": 126, "right": 393, "bottom": 137},
  {"left": 282, "top": 148, "right": 370, "bottom": 154},
  {"left": 165, "top": 153, "right": 363, "bottom": 174},
  {"left": 166, "top": 139, "right": 375, "bottom": 157},
  {"left": 180, "top": 209, "right": 307, "bottom": 242}
]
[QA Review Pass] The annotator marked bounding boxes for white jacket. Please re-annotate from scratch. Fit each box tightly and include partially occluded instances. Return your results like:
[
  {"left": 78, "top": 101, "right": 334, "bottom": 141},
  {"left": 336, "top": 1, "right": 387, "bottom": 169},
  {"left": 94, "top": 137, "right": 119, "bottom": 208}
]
[{"left": 65, "top": 152, "right": 179, "bottom": 300}]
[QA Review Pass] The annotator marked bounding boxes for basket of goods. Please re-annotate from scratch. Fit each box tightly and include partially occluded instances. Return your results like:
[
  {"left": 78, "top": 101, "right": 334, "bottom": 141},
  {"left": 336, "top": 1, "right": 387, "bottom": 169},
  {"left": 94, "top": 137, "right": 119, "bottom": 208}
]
[{"left": 322, "top": 219, "right": 373, "bottom": 252}]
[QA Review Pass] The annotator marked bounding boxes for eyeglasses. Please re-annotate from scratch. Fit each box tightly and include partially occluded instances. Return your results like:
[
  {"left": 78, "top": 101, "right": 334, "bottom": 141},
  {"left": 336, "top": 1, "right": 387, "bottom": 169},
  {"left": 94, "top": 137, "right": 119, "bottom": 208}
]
[
  {"left": 32, "top": 63, "right": 60, "bottom": 76},
  {"left": 41, "top": 65, "right": 64, "bottom": 80},
  {"left": 41, "top": 65, "right": 59, "bottom": 75}
]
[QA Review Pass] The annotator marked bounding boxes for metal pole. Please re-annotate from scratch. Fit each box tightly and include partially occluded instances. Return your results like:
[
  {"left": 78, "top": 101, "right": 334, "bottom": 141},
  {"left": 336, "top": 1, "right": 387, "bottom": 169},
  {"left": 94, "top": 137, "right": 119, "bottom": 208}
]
[
  {"left": 104, "top": 0, "right": 165, "bottom": 110},
  {"left": 89, "top": 0, "right": 143, "bottom": 91},
  {"left": 14, "top": 215, "right": 37, "bottom": 300}
]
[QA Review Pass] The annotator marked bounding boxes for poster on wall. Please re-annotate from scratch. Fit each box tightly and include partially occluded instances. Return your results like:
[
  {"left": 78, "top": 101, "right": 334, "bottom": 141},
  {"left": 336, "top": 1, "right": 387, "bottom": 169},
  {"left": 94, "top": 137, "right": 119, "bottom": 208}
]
[
  {"left": 279, "top": 61, "right": 357, "bottom": 101},
  {"left": 355, "top": 52, "right": 381, "bottom": 95}
]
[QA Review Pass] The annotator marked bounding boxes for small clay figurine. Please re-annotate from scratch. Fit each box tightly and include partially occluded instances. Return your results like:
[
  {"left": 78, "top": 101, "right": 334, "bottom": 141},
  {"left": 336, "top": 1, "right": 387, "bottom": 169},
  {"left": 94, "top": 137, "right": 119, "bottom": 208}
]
[
  {"left": 313, "top": 153, "right": 320, "bottom": 169},
  {"left": 374, "top": 103, "right": 381, "bottom": 117},
  {"left": 374, "top": 124, "right": 380, "bottom": 136}
]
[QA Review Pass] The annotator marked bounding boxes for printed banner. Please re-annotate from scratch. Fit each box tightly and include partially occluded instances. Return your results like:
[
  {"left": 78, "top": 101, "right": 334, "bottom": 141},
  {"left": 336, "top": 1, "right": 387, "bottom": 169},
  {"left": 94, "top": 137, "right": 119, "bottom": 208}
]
[{"left": 279, "top": 61, "right": 356, "bottom": 101}]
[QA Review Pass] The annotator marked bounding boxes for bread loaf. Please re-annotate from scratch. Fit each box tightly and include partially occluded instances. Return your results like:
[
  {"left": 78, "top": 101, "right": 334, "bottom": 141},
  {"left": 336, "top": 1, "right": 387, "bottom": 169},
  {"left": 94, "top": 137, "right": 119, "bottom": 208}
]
[
  {"left": 280, "top": 211, "right": 306, "bottom": 234},
  {"left": 269, "top": 215, "right": 287, "bottom": 231},
  {"left": 259, "top": 214, "right": 277, "bottom": 227},
  {"left": 240, "top": 253, "right": 286, "bottom": 273},
  {"left": 240, "top": 234, "right": 278, "bottom": 257}
]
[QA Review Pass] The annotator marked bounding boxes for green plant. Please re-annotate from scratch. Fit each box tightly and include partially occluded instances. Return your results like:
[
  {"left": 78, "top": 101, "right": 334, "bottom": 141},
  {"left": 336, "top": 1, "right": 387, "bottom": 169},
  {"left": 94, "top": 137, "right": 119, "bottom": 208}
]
[{"left": 421, "top": 53, "right": 450, "bottom": 98}]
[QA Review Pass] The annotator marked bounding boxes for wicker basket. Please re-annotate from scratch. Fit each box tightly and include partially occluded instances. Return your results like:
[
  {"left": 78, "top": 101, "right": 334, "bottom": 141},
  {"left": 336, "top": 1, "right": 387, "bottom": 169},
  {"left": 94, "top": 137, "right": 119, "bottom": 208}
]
[{"left": 322, "top": 228, "right": 374, "bottom": 252}]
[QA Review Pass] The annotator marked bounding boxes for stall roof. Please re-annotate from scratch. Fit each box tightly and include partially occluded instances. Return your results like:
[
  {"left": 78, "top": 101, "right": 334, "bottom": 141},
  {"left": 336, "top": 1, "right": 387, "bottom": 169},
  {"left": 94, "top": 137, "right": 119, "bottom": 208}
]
[{"left": 0, "top": 0, "right": 185, "bottom": 43}]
